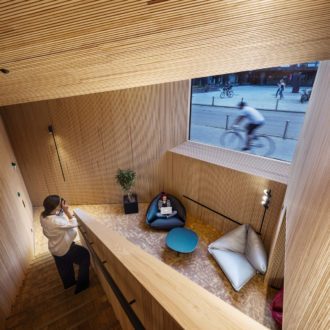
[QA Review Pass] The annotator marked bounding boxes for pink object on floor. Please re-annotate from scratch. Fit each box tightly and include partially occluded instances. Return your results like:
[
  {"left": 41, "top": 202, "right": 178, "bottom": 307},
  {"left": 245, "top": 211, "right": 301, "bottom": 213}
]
[{"left": 270, "top": 288, "right": 284, "bottom": 328}]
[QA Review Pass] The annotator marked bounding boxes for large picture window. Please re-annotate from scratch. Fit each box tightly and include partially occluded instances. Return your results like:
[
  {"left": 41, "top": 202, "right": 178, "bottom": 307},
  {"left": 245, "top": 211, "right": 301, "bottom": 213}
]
[{"left": 190, "top": 62, "right": 318, "bottom": 162}]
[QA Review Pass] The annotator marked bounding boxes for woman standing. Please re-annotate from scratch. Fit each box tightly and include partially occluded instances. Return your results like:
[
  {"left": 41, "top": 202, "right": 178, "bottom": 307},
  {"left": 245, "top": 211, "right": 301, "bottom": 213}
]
[
  {"left": 276, "top": 79, "right": 285, "bottom": 99},
  {"left": 40, "top": 195, "right": 90, "bottom": 294}
]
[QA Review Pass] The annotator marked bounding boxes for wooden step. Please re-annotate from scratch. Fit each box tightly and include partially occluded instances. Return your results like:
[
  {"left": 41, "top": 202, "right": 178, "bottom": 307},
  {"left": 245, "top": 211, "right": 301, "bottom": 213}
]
[
  {"left": 16, "top": 274, "right": 61, "bottom": 301},
  {"left": 108, "top": 322, "right": 122, "bottom": 330},
  {"left": 24, "top": 261, "right": 79, "bottom": 285},
  {"left": 23, "top": 264, "right": 57, "bottom": 285},
  {"left": 32, "top": 251, "right": 52, "bottom": 259},
  {"left": 6, "top": 280, "right": 102, "bottom": 329},
  {"left": 12, "top": 295, "right": 106, "bottom": 330},
  {"left": 11, "top": 282, "right": 74, "bottom": 314},
  {"left": 28, "top": 257, "right": 54, "bottom": 269},
  {"left": 13, "top": 272, "right": 96, "bottom": 312},
  {"left": 66, "top": 302, "right": 119, "bottom": 330},
  {"left": 23, "top": 267, "right": 57, "bottom": 283},
  {"left": 29, "top": 242, "right": 81, "bottom": 265},
  {"left": 22, "top": 263, "right": 80, "bottom": 288},
  {"left": 25, "top": 259, "right": 55, "bottom": 273},
  {"left": 18, "top": 277, "right": 62, "bottom": 297},
  {"left": 29, "top": 254, "right": 53, "bottom": 266},
  {"left": 44, "top": 295, "right": 111, "bottom": 330},
  {"left": 18, "top": 273, "right": 60, "bottom": 296}
]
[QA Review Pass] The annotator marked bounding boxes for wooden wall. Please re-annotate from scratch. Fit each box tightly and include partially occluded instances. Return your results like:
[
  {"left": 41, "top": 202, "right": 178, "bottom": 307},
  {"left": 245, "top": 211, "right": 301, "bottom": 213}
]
[
  {"left": 0, "top": 116, "right": 34, "bottom": 326},
  {"left": 265, "top": 209, "right": 286, "bottom": 289},
  {"left": 166, "top": 151, "right": 286, "bottom": 253},
  {"left": 1, "top": 0, "right": 329, "bottom": 106},
  {"left": 283, "top": 61, "right": 330, "bottom": 329},
  {"left": 1, "top": 81, "right": 190, "bottom": 206}
]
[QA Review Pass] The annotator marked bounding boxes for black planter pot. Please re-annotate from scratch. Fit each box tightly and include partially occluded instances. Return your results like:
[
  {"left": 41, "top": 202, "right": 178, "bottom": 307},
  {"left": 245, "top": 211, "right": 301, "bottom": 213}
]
[{"left": 123, "top": 194, "right": 139, "bottom": 214}]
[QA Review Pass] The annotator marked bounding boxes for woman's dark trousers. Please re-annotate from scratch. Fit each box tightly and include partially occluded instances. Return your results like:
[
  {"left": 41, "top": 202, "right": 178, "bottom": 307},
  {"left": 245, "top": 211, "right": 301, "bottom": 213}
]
[{"left": 53, "top": 242, "right": 90, "bottom": 293}]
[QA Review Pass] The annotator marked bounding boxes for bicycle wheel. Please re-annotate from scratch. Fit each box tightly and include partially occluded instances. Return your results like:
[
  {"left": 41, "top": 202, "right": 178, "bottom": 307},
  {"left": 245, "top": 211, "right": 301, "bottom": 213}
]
[
  {"left": 227, "top": 90, "right": 234, "bottom": 98},
  {"left": 250, "top": 135, "right": 275, "bottom": 157},
  {"left": 220, "top": 131, "right": 243, "bottom": 150},
  {"left": 220, "top": 91, "right": 226, "bottom": 98}
]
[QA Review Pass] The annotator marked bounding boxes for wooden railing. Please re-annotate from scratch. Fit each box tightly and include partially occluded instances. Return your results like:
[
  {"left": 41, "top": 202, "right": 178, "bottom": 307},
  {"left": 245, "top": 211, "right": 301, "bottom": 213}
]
[
  {"left": 78, "top": 229, "right": 145, "bottom": 329},
  {"left": 74, "top": 209, "right": 267, "bottom": 330}
]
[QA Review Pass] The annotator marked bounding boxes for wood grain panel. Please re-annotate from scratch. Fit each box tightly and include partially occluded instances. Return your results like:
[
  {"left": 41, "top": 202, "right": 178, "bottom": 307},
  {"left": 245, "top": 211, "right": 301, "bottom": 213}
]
[
  {"left": 1, "top": 81, "right": 190, "bottom": 206},
  {"left": 0, "top": 116, "right": 34, "bottom": 325},
  {"left": 283, "top": 61, "right": 330, "bottom": 329},
  {"left": 265, "top": 209, "right": 286, "bottom": 289},
  {"left": 166, "top": 152, "right": 286, "bottom": 252},
  {"left": 74, "top": 209, "right": 266, "bottom": 329},
  {"left": 0, "top": 0, "right": 329, "bottom": 106},
  {"left": 171, "top": 141, "right": 291, "bottom": 184}
]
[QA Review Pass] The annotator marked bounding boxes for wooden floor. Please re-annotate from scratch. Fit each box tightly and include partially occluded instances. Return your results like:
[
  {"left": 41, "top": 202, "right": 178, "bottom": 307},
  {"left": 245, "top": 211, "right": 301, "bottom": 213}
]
[
  {"left": 33, "top": 203, "right": 279, "bottom": 329},
  {"left": 5, "top": 251, "right": 121, "bottom": 329}
]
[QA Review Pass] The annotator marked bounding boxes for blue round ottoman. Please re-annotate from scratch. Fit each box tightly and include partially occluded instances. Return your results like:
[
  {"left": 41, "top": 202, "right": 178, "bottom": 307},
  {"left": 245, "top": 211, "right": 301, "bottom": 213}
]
[{"left": 166, "top": 228, "right": 199, "bottom": 254}]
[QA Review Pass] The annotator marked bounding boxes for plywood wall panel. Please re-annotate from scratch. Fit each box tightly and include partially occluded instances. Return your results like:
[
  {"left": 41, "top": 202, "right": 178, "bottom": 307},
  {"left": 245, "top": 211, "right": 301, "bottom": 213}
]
[
  {"left": 0, "top": 116, "right": 34, "bottom": 325},
  {"left": 283, "top": 61, "right": 330, "bottom": 330},
  {"left": 1, "top": 81, "right": 190, "bottom": 206},
  {"left": 0, "top": 0, "right": 329, "bottom": 106},
  {"left": 265, "top": 209, "right": 286, "bottom": 289}
]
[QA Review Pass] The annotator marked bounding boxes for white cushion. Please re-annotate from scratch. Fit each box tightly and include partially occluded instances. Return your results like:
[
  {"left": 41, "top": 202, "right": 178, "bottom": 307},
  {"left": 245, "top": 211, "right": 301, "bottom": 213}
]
[
  {"left": 208, "top": 249, "right": 256, "bottom": 291},
  {"left": 208, "top": 224, "right": 248, "bottom": 254},
  {"left": 208, "top": 224, "right": 268, "bottom": 291},
  {"left": 245, "top": 226, "right": 268, "bottom": 274}
]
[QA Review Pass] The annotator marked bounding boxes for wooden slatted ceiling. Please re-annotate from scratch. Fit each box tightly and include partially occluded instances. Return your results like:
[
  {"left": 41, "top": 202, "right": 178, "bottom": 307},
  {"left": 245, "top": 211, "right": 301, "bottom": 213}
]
[{"left": 1, "top": 0, "right": 330, "bottom": 106}]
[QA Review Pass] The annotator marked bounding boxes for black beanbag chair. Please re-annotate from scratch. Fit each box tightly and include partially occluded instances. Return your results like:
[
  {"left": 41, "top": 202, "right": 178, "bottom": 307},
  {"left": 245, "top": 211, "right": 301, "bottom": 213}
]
[{"left": 146, "top": 193, "right": 186, "bottom": 230}]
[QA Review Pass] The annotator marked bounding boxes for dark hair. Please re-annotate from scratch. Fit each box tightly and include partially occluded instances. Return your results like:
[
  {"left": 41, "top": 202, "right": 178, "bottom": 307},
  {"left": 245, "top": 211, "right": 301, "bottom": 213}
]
[
  {"left": 238, "top": 101, "right": 247, "bottom": 108},
  {"left": 41, "top": 195, "right": 61, "bottom": 218}
]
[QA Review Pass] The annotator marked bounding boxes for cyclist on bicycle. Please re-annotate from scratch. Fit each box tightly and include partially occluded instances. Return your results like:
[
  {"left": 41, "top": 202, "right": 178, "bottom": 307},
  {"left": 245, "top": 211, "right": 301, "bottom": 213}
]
[
  {"left": 223, "top": 82, "right": 232, "bottom": 91},
  {"left": 233, "top": 101, "right": 265, "bottom": 151}
]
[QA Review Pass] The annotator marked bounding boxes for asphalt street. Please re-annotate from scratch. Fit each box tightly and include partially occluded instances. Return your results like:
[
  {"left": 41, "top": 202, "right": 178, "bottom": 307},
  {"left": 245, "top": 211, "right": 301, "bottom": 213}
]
[
  {"left": 190, "top": 105, "right": 305, "bottom": 162},
  {"left": 190, "top": 105, "right": 305, "bottom": 140}
]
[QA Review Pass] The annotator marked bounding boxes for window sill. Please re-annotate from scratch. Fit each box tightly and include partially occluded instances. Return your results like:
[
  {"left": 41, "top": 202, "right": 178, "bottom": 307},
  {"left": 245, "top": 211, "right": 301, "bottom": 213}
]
[{"left": 170, "top": 141, "right": 290, "bottom": 184}]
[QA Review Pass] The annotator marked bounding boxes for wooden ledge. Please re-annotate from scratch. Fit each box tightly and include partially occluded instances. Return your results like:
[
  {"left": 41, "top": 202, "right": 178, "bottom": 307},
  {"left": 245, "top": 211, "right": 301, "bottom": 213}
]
[
  {"left": 170, "top": 141, "right": 290, "bottom": 184},
  {"left": 74, "top": 209, "right": 266, "bottom": 330}
]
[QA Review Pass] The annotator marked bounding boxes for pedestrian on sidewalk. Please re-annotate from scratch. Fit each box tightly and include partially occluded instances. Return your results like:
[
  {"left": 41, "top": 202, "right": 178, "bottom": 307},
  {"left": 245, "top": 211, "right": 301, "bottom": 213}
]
[
  {"left": 40, "top": 195, "right": 90, "bottom": 294},
  {"left": 233, "top": 101, "right": 265, "bottom": 150},
  {"left": 275, "top": 79, "right": 285, "bottom": 99}
]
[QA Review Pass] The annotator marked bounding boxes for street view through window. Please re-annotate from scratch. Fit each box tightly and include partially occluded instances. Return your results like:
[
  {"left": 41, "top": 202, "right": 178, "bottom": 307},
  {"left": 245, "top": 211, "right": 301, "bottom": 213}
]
[{"left": 190, "top": 62, "right": 318, "bottom": 162}]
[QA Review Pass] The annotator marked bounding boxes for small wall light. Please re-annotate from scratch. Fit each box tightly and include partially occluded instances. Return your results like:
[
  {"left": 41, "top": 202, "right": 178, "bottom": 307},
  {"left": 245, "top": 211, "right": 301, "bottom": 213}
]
[{"left": 258, "top": 189, "right": 272, "bottom": 234}]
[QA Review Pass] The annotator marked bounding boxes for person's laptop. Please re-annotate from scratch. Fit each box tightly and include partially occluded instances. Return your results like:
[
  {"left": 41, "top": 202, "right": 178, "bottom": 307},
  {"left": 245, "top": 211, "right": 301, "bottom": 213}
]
[{"left": 160, "top": 207, "right": 172, "bottom": 215}]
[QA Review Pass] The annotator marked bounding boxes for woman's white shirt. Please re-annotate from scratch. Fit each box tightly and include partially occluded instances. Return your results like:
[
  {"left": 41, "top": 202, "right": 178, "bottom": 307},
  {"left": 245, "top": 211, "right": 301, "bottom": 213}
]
[{"left": 40, "top": 214, "right": 78, "bottom": 256}]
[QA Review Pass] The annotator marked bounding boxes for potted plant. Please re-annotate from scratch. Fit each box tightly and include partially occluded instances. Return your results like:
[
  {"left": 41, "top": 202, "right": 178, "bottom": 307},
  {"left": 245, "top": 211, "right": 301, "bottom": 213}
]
[{"left": 116, "top": 168, "right": 138, "bottom": 214}]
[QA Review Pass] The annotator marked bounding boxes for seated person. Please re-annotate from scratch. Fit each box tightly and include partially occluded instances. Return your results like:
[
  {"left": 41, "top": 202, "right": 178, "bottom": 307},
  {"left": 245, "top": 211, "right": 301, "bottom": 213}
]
[{"left": 156, "top": 193, "right": 178, "bottom": 218}]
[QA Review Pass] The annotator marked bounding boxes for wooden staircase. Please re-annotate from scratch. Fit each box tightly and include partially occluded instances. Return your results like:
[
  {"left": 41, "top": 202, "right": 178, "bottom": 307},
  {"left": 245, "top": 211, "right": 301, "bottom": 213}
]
[{"left": 5, "top": 252, "right": 121, "bottom": 330}]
